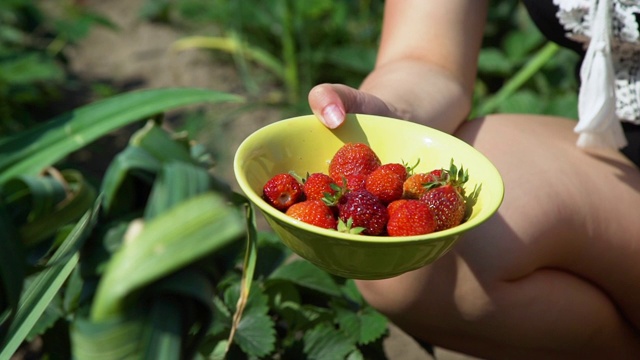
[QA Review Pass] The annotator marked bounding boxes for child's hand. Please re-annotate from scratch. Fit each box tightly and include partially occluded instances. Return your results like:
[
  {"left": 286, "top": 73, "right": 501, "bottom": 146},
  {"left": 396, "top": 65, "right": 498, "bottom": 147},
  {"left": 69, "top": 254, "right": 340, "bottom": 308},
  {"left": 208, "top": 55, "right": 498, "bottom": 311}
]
[{"left": 308, "top": 83, "right": 397, "bottom": 129}]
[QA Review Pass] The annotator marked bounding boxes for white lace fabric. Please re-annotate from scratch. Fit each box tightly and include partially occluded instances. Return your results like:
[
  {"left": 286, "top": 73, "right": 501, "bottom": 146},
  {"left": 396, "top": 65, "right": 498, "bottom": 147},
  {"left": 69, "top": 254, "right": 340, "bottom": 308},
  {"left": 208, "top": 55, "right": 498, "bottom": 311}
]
[{"left": 554, "top": 0, "right": 640, "bottom": 149}]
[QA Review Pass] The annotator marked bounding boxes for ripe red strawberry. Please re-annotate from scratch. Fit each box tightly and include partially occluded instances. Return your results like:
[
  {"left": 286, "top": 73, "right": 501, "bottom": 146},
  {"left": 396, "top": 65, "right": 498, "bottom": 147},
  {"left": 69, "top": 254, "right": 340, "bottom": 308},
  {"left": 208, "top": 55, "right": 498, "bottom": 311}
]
[
  {"left": 286, "top": 200, "right": 337, "bottom": 229},
  {"left": 303, "top": 173, "right": 337, "bottom": 201},
  {"left": 420, "top": 185, "right": 466, "bottom": 231},
  {"left": 262, "top": 173, "right": 304, "bottom": 211},
  {"left": 329, "top": 143, "right": 381, "bottom": 182},
  {"left": 420, "top": 161, "right": 469, "bottom": 231},
  {"left": 386, "top": 199, "right": 410, "bottom": 217},
  {"left": 365, "top": 164, "right": 405, "bottom": 204},
  {"left": 387, "top": 199, "right": 437, "bottom": 236},
  {"left": 343, "top": 173, "right": 368, "bottom": 192},
  {"left": 337, "top": 189, "right": 388, "bottom": 236},
  {"left": 403, "top": 172, "right": 437, "bottom": 199},
  {"left": 382, "top": 162, "right": 409, "bottom": 180}
]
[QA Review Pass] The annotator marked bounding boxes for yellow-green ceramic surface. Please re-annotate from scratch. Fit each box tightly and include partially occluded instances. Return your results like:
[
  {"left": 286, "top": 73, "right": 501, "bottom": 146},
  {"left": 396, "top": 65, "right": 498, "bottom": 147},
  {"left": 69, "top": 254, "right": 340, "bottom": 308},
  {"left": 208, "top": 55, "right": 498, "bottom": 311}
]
[{"left": 234, "top": 114, "right": 504, "bottom": 279}]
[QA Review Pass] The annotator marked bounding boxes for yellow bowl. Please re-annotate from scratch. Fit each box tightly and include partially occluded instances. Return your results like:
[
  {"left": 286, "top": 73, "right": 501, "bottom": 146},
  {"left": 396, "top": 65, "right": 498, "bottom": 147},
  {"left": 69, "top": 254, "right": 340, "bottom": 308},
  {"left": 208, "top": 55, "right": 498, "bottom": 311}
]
[{"left": 233, "top": 114, "right": 504, "bottom": 279}]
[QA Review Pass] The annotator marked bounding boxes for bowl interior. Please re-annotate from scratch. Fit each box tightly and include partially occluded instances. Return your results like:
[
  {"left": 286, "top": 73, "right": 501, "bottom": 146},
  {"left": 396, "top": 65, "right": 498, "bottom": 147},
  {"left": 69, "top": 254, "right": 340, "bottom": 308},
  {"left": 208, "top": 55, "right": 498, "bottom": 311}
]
[{"left": 233, "top": 114, "right": 504, "bottom": 278}]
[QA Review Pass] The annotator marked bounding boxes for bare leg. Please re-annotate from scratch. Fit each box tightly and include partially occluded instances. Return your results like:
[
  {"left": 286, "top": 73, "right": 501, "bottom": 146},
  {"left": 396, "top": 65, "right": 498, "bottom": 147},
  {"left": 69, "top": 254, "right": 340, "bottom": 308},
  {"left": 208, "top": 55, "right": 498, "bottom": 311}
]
[{"left": 356, "top": 114, "right": 640, "bottom": 359}]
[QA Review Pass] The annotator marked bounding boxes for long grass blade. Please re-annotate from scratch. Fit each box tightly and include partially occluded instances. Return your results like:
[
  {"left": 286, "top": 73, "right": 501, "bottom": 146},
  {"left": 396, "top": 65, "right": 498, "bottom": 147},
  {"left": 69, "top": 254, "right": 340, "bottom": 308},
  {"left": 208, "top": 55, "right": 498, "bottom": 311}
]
[
  {"left": 0, "top": 198, "right": 100, "bottom": 358},
  {"left": 472, "top": 42, "right": 559, "bottom": 117},
  {"left": 72, "top": 315, "right": 143, "bottom": 360},
  {"left": 18, "top": 170, "right": 97, "bottom": 247},
  {"left": 141, "top": 297, "right": 182, "bottom": 360},
  {"left": 225, "top": 196, "right": 258, "bottom": 353},
  {"left": 172, "top": 36, "right": 285, "bottom": 79},
  {"left": 91, "top": 192, "right": 244, "bottom": 321},
  {"left": 143, "top": 162, "right": 213, "bottom": 220},
  {"left": 0, "top": 88, "right": 243, "bottom": 184}
]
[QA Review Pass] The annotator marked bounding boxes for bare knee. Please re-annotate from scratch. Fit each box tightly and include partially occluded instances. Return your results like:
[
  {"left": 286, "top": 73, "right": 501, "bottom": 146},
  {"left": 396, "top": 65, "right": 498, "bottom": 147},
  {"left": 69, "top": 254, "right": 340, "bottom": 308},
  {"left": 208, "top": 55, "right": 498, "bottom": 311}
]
[
  {"left": 355, "top": 277, "right": 422, "bottom": 318},
  {"left": 357, "top": 266, "right": 640, "bottom": 359}
]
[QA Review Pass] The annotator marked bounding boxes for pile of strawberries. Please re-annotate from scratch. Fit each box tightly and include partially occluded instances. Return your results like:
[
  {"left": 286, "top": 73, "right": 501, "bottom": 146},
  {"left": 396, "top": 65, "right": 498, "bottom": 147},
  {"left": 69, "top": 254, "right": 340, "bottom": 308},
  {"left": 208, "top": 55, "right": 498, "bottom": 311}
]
[{"left": 261, "top": 143, "right": 470, "bottom": 236}]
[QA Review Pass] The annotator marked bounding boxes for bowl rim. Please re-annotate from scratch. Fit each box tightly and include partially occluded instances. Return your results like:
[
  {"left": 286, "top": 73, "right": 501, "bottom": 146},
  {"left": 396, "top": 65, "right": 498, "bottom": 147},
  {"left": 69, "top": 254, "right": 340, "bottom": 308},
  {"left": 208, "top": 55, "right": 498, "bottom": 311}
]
[{"left": 233, "top": 114, "right": 505, "bottom": 244}]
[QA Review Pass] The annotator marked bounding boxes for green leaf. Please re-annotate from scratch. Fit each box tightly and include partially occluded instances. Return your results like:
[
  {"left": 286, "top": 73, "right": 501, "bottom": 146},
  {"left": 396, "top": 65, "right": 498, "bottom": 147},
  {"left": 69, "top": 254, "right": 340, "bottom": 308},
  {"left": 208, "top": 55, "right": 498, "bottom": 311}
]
[
  {"left": 99, "top": 145, "right": 161, "bottom": 217},
  {"left": 90, "top": 192, "right": 244, "bottom": 321},
  {"left": 269, "top": 260, "right": 341, "bottom": 297},
  {"left": 253, "top": 231, "right": 292, "bottom": 277},
  {"left": 143, "top": 270, "right": 216, "bottom": 359},
  {"left": 0, "top": 88, "right": 244, "bottom": 184},
  {"left": 303, "top": 322, "right": 356, "bottom": 360},
  {"left": 0, "top": 202, "right": 99, "bottom": 358},
  {"left": 497, "top": 90, "right": 546, "bottom": 114},
  {"left": 140, "top": 297, "right": 183, "bottom": 360},
  {"left": 503, "top": 29, "right": 544, "bottom": 61},
  {"left": 25, "top": 289, "right": 64, "bottom": 342},
  {"left": 477, "top": 48, "right": 513, "bottom": 76},
  {"left": 144, "top": 161, "right": 213, "bottom": 220},
  {"left": 129, "top": 121, "right": 198, "bottom": 166},
  {"left": 215, "top": 281, "right": 276, "bottom": 357},
  {"left": 546, "top": 92, "right": 578, "bottom": 119},
  {"left": 14, "top": 170, "right": 97, "bottom": 247},
  {"left": 233, "top": 289, "right": 276, "bottom": 357},
  {"left": 1, "top": 172, "right": 67, "bottom": 224},
  {"left": 73, "top": 266, "right": 216, "bottom": 359},
  {"left": 264, "top": 281, "right": 301, "bottom": 325},
  {"left": 340, "top": 279, "right": 364, "bottom": 305},
  {"left": 209, "top": 296, "right": 232, "bottom": 338},
  {"left": 63, "top": 266, "right": 84, "bottom": 314},
  {"left": 234, "top": 311, "right": 276, "bottom": 357},
  {"left": 346, "top": 349, "right": 365, "bottom": 360},
  {"left": 334, "top": 306, "right": 388, "bottom": 345},
  {"left": 0, "top": 53, "right": 64, "bottom": 85},
  {"left": 71, "top": 314, "right": 144, "bottom": 360}
]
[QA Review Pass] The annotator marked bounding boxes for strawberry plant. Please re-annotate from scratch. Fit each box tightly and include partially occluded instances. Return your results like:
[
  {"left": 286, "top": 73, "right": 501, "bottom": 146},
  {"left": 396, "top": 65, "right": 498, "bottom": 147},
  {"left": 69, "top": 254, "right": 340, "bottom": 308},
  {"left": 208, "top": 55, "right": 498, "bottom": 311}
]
[{"left": 0, "top": 87, "right": 388, "bottom": 359}]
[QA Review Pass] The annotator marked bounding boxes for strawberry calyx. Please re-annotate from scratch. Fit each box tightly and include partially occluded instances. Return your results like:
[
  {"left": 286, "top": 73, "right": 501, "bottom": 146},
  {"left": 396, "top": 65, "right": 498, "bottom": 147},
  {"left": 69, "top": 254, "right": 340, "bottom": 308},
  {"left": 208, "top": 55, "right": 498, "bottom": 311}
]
[
  {"left": 337, "top": 218, "right": 365, "bottom": 235},
  {"left": 289, "top": 170, "right": 306, "bottom": 184},
  {"left": 322, "top": 177, "right": 348, "bottom": 207},
  {"left": 425, "top": 159, "right": 468, "bottom": 196},
  {"left": 402, "top": 158, "right": 421, "bottom": 176}
]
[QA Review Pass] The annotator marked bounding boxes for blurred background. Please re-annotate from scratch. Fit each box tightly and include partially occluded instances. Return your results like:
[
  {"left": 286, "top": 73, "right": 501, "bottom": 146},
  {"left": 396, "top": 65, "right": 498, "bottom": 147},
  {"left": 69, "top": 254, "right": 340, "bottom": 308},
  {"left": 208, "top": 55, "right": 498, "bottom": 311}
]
[{"left": 1, "top": 0, "right": 580, "bottom": 182}]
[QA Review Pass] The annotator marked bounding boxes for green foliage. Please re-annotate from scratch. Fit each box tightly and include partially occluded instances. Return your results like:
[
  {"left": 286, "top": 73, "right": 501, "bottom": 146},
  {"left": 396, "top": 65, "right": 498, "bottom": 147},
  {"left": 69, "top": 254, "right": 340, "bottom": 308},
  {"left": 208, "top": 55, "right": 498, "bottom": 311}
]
[
  {"left": 0, "top": 88, "right": 388, "bottom": 359},
  {"left": 0, "top": 0, "right": 114, "bottom": 134},
  {"left": 212, "top": 236, "right": 388, "bottom": 358},
  {"left": 155, "top": 0, "right": 382, "bottom": 108},
  {"left": 151, "top": 0, "right": 580, "bottom": 119},
  {"left": 474, "top": 0, "right": 580, "bottom": 118},
  {"left": 0, "top": 88, "right": 243, "bottom": 357}
]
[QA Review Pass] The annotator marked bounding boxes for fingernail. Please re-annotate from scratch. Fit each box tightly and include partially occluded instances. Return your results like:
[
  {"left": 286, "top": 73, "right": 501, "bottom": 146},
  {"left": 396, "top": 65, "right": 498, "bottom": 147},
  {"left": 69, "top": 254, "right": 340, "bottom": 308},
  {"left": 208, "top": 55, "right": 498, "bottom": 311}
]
[{"left": 322, "top": 104, "right": 344, "bottom": 129}]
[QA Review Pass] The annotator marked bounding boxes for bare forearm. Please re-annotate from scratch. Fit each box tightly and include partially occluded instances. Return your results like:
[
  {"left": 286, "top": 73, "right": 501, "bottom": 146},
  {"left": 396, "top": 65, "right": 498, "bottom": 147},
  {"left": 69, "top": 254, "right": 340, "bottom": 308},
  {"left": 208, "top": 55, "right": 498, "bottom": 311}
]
[
  {"left": 360, "top": 59, "right": 473, "bottom": 134},
  {"left": 308, "top": 0, "right": 486, "bottom": 132},
  {"left": 361, "top": 0, "right": 487, "bottom": 134}
]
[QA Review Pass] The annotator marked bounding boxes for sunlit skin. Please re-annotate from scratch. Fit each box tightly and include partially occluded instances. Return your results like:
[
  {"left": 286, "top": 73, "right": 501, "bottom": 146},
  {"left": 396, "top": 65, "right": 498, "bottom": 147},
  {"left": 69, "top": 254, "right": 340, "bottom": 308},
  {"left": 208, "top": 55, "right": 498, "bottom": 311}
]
[{"left": 308, "top": 0, "right": 640, "bottom": 358}]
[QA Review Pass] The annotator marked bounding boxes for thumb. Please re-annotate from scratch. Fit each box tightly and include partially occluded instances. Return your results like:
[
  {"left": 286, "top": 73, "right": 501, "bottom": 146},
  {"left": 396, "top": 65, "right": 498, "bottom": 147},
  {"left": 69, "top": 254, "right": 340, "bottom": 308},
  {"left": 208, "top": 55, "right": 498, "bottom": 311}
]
[{"left": 308, "top": 83, "right": 395, "bottom": 129}]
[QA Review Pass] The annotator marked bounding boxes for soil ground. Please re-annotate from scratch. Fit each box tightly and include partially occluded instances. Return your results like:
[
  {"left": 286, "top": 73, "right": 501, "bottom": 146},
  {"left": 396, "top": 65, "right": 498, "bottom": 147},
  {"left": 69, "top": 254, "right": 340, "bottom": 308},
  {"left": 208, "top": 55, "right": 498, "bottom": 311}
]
[{"left": 64, "top": 1, "right": 481, "bottom": 359}]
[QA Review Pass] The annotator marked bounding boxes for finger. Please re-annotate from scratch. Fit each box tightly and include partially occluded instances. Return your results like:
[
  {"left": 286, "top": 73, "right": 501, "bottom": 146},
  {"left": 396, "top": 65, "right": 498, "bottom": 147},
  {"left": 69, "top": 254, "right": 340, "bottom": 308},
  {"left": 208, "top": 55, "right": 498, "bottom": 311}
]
[
  {"left": 308, "top": 83, "right": 396, "bottom": 129},
  {"left": 308, "top": 83, "right": 346, "bottom": 128}
]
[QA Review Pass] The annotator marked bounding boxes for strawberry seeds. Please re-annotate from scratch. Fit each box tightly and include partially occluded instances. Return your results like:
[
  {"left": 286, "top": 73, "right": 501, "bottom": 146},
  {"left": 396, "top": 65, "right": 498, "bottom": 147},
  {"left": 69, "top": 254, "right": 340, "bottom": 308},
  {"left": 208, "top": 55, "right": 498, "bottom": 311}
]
[{"left": 261, "top": 142, "right": 470, "bottom": 236}]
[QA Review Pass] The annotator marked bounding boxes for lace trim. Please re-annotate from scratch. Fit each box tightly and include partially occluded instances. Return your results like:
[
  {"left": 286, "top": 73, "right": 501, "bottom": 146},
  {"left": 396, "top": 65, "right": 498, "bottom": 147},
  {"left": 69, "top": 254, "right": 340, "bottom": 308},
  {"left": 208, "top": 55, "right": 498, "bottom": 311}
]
[{"left": 554, "top": 0, "right": 640, "bottom": 123}]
